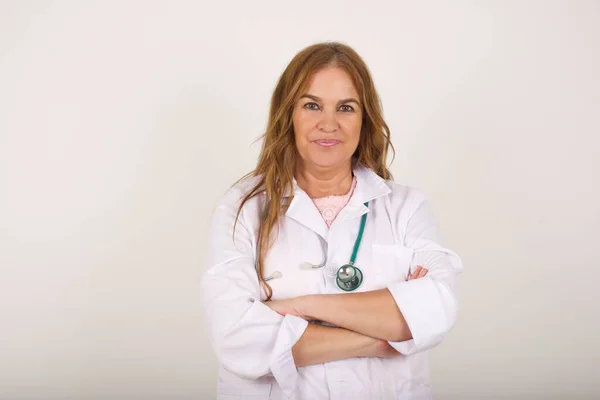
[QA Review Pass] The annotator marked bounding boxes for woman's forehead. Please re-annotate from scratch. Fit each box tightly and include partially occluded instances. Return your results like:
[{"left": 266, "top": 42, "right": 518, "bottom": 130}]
[{"left": 302, "top": 67, "right": 359, "bottom": 100}]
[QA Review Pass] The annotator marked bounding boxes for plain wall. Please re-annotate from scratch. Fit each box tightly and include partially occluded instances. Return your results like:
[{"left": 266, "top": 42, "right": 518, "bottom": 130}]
[{"left": 1, "top": 1, "right": 599, "bottom": 399}]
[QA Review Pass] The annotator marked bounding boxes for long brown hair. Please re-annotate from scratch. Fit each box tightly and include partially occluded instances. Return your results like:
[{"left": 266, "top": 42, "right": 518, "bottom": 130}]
[{"left": 235, "top": 41, "right": 394, "bottom": 300}]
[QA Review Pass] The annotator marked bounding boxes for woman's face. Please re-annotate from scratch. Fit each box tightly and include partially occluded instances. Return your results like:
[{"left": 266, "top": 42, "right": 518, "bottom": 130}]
[{"left": 292, "top": 66, "right": 362, "bottom": 171}]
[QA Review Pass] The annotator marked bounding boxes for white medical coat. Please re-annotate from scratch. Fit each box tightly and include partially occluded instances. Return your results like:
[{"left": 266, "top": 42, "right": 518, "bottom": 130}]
[{"left": 201, "top": 166, "right": 463, "bottom": 399}]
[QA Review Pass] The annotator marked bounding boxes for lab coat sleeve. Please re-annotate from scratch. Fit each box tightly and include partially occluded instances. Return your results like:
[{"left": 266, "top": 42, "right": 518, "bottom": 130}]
[
  {"left": 200, "top": 195, "right": 308, "bottom": 396},
  {"left": 386, "top": 197, "right": 464, "bottom": 355}
]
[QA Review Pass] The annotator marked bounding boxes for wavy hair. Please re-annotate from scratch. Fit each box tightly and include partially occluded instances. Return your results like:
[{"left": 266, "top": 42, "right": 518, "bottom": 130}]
[{"left": 235, "top": 41, "right": 394, "bottom": 300}]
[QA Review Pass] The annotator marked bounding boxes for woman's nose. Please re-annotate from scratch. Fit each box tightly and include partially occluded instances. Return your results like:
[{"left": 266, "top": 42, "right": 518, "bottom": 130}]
[{"left": 317, "top": 110, "right": 339, "bottom": 133}]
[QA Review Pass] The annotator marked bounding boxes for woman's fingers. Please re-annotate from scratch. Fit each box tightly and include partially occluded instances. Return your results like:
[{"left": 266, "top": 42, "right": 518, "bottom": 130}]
[
  {"left": 407, "top": 266, "right": 429, "bottom": 280},
  {"left": 408, "top": 266, "right": 420, "bottom": 280}
]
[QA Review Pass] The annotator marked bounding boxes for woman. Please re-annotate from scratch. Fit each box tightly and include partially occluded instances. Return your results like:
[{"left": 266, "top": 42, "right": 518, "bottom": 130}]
[{"left": 201, "top": 42, "right": 463, "bottom": 399}]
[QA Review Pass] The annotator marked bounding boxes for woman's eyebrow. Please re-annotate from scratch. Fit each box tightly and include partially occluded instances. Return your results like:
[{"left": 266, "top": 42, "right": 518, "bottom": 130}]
[
  {"left": 300, "top": 94, "right": 361, "bottom": 106},
  {"left": 338, "top": 98, "right": 360, "bottom": 106}
]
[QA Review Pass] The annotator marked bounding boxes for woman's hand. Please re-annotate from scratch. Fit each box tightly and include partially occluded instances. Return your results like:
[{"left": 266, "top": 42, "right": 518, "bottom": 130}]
[
  {"left": 370, "top": 339, "right": 403, "bottom": 359},
  {"left": 407, "top": 265, "right": 428, "bottom": 280},
  {"left": 265, "top": 295, "right": 314, "bottom": 320}
]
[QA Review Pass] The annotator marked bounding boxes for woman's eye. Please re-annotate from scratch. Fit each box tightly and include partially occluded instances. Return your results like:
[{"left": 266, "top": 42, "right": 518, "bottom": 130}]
[
  {"left": 304, "top": 102, "right": 320, "bottom": 110},
  {"left": 339, "top": 104, "right": 354, "bottom": 112}
]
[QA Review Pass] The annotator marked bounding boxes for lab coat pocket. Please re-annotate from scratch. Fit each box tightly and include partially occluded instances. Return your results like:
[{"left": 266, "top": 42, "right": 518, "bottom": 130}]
[
  {"left": 217, "top": 381, "right": 272, "bottom": 399},
  {"left": 372, "top": 244, "right": 414, "bottom": 285}
]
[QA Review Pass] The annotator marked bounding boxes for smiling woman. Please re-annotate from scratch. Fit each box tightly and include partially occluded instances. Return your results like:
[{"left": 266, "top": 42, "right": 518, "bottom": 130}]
[
  {"left": 293, "top": 68, "right": 362, "bottom": 176},
  {"left": 200, "top": 41, "right": 463, "bottom": 400}
]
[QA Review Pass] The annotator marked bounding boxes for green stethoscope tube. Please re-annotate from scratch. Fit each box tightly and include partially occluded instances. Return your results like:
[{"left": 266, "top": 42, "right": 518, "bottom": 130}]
[{"left": 336, "top": 201, "right": 368, "bottom": 292}]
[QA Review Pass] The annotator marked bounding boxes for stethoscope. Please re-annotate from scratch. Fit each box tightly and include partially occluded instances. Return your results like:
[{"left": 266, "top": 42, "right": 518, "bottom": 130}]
[{"left": 296, "top": 201, "right": 369, "bottom": 291}]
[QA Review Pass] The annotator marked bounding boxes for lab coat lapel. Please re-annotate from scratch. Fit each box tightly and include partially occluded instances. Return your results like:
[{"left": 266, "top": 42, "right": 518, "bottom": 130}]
[
  {"left": 336, "top": 166, "right": 392, "bottom": 223},
  {"left": 284, "top": 183, "right": 329, "bottom": 241}
]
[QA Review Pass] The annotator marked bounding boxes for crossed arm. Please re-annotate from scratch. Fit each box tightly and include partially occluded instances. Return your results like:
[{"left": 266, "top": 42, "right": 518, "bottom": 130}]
[{"left": 265, "top": 266, "right": 429, "bottom": 367}]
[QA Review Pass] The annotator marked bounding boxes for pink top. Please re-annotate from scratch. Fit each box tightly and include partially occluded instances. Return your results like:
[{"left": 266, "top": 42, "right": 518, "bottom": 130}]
[{"left": 311, "top": 176, "right": 357, "bottom": 228}]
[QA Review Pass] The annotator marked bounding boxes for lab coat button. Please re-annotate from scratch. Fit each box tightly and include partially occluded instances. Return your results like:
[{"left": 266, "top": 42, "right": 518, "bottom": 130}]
[{"left": 327, "top": 266, "right": 337, "bottom": 277}]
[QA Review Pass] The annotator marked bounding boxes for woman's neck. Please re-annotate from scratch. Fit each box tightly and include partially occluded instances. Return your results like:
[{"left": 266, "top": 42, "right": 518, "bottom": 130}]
[{"left": 295, "top": 162, "right": 354, "bottom": 199}]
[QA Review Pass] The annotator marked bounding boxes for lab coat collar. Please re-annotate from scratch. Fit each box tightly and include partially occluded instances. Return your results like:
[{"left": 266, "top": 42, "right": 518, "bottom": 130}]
[
  {"left": 349, "top": 165, "right": 392, "bottom": 205},
  {"left": 284, "top": 165, "right": 391, "bottom": 240},
  {"left": 335, "top": 165, "right": 392, "bottom": 223}
]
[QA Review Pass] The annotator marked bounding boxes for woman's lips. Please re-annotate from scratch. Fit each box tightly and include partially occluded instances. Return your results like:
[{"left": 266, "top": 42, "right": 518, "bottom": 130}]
[{"left": 314, "top": 139, "right": 341, "bottom": 147}]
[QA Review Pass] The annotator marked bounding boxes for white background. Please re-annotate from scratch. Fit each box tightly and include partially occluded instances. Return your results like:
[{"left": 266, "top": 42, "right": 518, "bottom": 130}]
[{"left": 1, "top": 1, "right": 599, "bottom": 399}]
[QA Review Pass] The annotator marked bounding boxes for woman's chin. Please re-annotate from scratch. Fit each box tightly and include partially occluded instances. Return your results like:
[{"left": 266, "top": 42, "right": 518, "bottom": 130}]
[{"left": 303, "top": 156, "right": 352, "bottom": 170}]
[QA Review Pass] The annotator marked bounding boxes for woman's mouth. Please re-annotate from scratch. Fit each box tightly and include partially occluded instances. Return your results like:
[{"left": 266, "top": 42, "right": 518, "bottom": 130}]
[{"left": 314, "top": 139, "right": 342, "bottom": 147}]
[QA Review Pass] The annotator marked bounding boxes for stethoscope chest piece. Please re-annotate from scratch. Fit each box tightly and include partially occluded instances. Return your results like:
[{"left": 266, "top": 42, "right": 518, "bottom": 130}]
[{"left": 336, "top": 263, "right": 363, "bottom": 292}]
